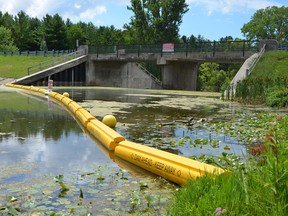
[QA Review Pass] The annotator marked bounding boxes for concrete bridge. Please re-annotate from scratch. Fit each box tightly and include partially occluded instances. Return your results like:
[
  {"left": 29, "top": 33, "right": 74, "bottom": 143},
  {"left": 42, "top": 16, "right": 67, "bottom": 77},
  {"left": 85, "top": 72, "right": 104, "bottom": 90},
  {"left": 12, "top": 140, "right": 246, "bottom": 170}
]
[{"left": 13, "top": 40, "right": 260, "bottom": 90}]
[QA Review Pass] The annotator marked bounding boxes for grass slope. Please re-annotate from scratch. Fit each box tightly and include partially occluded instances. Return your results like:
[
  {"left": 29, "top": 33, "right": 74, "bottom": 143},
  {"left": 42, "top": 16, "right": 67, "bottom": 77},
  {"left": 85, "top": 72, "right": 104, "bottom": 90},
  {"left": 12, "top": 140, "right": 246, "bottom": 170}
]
[
  {"left": 251, "top": 50, "right": 288, "bottom": 79},
  {"left": 235, "top": 50, "right": 288, "bottom": 105},
  {"left": 0, "top": 55, "right": 54, "bottom": 79}
]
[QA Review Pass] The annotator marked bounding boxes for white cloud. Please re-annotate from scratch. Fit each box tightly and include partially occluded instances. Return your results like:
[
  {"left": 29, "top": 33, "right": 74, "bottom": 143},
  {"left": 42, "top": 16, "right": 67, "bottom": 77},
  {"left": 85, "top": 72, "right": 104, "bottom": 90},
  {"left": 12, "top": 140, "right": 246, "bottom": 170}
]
[
  {"left": 74, "top": 3, "right": 81, "bottom": 9},
  {"left": 0, "top": 0, "right": 27, "bottom": 14},
  {"left": 186, "top": 0, "right": 283, "bottom": 15},
  {"left": 105, "top": 0, "right": 130, "bottom": 6},
  {"left": 26, "top": 0, "right": 61, "bottom": 18},
  {"left": 79, "top": 5, "right": 107, "bottom": 20},
  {"left": 0, "top": 0, "right": 63, "bottom": 18}
]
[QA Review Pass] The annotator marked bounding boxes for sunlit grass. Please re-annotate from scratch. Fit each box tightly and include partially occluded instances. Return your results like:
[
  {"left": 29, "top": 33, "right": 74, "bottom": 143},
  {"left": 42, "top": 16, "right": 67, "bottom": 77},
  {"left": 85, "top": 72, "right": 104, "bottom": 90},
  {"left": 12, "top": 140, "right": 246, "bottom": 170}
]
[
  {"left": 0, "top": 55, "right": 54, "bottom": 79},
  {"left": 234, "top": 50, "right": 288, "bottom": 106}
]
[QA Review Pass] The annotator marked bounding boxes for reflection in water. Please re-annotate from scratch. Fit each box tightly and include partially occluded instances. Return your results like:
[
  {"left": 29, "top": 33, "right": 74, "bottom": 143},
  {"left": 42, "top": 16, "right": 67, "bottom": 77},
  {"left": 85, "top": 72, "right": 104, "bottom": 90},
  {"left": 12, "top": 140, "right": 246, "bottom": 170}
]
[
  {"left": 0, "top": 91, "right": 114, "bottom": 174},
  {"left": 0, "top": 88, "right": 176, "bottom": 215}
]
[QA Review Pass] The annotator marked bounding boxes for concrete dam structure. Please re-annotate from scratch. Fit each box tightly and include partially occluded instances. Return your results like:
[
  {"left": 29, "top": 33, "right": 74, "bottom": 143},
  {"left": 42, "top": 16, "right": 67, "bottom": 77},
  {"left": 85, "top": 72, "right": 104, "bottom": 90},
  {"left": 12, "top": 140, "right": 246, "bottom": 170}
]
[{"left": 13, "top": 41, "right": 259, "bottom": 91}]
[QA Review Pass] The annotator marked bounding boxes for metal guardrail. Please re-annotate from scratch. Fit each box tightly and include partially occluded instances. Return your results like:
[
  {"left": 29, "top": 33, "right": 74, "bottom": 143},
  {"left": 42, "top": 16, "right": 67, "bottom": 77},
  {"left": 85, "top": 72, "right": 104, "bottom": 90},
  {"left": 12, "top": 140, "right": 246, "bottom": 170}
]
[
  {"left": 246, "top": 44, "right": 266, "bottom": 76},
  {"left": 278, "top": 44, "right": 288, "bottom": 51},
  {"left": 27, "top": 49, "right": 86, "bottom": 75},
  {"left": 88, "top": 40, "right": 259, "bottom": 57},
  {"left": 0, "top": 49, "right": 76, "bottom": 56}
]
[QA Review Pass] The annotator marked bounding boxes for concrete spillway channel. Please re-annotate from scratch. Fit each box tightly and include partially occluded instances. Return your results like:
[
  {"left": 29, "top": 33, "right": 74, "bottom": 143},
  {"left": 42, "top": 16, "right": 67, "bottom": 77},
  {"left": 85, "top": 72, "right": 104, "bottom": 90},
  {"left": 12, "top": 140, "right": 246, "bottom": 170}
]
[{"left": 5, "top": 83, "right": 228, "bottom": 185}]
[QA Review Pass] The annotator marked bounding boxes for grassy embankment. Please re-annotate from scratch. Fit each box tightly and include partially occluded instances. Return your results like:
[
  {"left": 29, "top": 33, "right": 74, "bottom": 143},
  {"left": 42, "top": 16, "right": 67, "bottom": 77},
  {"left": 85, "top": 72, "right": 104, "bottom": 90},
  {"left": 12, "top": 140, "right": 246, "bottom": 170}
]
[
  {"left": 168, "top": 112, "right": 288, "bottom": 215},
  {"left": 235, "top": 50, "right": 288, "bottom": 106},
  {"left": 0, "top": 55, "right": 55, "bottom": 79}
]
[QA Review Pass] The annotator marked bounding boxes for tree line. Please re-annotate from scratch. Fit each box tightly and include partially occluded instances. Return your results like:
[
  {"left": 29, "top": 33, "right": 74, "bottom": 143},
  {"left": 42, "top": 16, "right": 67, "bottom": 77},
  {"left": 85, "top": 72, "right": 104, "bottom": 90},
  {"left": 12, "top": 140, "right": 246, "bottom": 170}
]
[
  {"left": 0, "top": 4, "right": 287, "bottom": 52},
  {"left": 0, "top": 0, "right": 189, "bottom": 52}
]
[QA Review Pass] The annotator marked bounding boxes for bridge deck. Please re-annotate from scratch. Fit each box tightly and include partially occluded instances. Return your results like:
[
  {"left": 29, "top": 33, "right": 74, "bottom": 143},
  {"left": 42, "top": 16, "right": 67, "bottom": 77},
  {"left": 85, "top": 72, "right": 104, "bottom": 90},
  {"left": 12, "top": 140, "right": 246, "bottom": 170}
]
[
  {"left": 89, "top": 41, "right": 258, "bottom": 63},
  {"left": 90, "top": 51, "right": 256, "bottom": 64}
]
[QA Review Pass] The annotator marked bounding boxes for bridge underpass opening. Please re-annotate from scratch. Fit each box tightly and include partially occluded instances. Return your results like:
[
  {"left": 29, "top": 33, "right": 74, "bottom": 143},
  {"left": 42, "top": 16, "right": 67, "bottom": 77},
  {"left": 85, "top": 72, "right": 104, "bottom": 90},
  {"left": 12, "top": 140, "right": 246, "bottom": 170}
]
[{"left": 32, "top": 62, "right": 86, "bottom": 86}]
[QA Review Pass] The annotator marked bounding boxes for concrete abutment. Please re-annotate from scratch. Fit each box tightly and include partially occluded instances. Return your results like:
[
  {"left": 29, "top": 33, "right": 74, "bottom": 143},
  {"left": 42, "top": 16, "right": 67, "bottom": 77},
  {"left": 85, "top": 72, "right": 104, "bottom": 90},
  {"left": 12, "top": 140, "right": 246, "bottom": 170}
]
[{"left": 161, "top": 62, "right": 199, "bottom": 91}]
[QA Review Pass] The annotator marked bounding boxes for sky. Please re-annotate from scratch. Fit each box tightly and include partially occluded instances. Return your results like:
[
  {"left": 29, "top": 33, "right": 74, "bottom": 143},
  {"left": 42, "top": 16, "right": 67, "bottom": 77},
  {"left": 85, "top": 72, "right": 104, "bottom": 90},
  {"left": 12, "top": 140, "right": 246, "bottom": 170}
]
[{"left": 0, "top": 0, "right": 287, "bottom": 41}]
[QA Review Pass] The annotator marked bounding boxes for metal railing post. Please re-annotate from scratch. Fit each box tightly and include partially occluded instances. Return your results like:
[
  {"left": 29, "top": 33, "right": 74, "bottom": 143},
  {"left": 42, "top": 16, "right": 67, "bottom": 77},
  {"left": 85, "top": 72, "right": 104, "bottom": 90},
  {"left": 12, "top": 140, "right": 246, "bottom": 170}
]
[
  {"left": 242, "top": 41, "right": 245, "bottom": 57},
  {"left": 213, "top": 41, "right": 216, "bottom": 57},
  {"left": 138, "top": 45, "right": 140, "bottom": 57}
]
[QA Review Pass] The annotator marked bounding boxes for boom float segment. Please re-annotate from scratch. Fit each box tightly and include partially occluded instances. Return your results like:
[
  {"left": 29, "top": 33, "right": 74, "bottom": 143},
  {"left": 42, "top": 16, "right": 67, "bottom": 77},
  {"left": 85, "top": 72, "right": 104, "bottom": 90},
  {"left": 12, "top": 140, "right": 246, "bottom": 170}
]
[
  {"left": 75, "top": 108, "right": 96, "bottom": 127},
  {"left": 4, "top": 84, "right": 228, "bottom": 185},
  {"left": 115, "top": 140, "right": 227, "bottom": 185},
  {"left": 89, "top": 119, "right": 125, "bottom": 143},
  {"left": 86, "top": 121, "right": 118, "bottom": 150},
  {"left": 60, "top": 96, "right": 73, "bottom": 107}
]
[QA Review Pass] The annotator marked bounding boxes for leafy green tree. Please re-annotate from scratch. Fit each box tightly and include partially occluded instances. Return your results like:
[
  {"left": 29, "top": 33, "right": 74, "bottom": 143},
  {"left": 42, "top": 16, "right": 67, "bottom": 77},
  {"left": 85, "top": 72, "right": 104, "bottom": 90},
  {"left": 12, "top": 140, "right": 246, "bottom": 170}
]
[
  {"left": 241, "top": 6, "right": 288, "bottom": 42},
  {"left": 67, "top": 24, "right": 86, "bottom": 49},
  {"left": 43, "top": 14, "right": 68, "bottom": 50},
  {"left": 126, "top": 0, "right": 188, "bottom": 43},
  {"left": 13, "top": 11, "right": 32, "bottom": 51},
  {"left": 0, "top": 12, "right": 14, "bottom": 29},
  {"left": 80, "top": 22, "right": 98, "bottom": 45},
  {"left": 29, "top": 17, "right": 44, "bottom": 50},
  {"left": 96, "top": 25, "right": 125, "bottom": 45},
  {"left": 197, "top": 63, "right": 232, "bottom": 92},
  {"left": 0, "top": 26, "right": 18, "bottom": 51}
]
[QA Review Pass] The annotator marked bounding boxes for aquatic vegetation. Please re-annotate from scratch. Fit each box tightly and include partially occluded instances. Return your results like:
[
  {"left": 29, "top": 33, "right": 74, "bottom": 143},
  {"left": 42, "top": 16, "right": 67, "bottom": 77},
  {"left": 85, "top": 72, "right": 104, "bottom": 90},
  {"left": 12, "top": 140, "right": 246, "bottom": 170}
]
[{"left": 0, "top": 165, "right": 175, "bottom": 215}]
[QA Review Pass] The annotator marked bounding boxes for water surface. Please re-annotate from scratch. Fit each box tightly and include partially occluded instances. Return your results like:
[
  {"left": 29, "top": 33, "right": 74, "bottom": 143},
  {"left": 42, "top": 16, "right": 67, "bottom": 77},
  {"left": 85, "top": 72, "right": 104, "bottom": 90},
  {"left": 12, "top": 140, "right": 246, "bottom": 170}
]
[{"left": 0, "top": 86, "right": 249, "bottom": 215}]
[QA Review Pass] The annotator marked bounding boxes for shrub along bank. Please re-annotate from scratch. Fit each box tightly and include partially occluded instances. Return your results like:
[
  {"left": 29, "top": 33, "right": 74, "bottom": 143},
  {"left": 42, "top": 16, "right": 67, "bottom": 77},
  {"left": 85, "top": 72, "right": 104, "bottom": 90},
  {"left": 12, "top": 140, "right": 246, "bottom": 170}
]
[
  {"left": 168, "top": 113, "right": 288, "bottom": 215},
  {"left": 234, "top": 50, "right": 288, "bottom": 107}
]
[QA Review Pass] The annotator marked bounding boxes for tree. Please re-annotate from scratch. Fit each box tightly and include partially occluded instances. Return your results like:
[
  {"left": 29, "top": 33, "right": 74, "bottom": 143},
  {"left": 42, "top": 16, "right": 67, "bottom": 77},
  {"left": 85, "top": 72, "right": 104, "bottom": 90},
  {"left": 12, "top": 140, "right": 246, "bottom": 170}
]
[
  {"left": 29, "top": 17, "right": 44, "bottom": 50},
  {"left": 67, "top": 24, "right": 86, "bottom": 49},
  {"left": 0, "top": 12, "right": 14, "bottom": 29},
  {"left": 13, "top": 11, "right": 32, "bottom": 51},
  {"left": 96, "top": 25, "right": 125, "bottom": 45},
  {"left": 126, "top": 0, "right": 188, "bottom": 43},
  {"left": 43, "top": 14, "right": 68, "bottom": 50},
  {"left": 197, "top": 63, "right": 231, "bottom": 92},
  {"left": 0, "top": 26, "right": 18, "bottom": 51},
  {"left": 241, "top": 6, "right": 288, "bottom": 43}
]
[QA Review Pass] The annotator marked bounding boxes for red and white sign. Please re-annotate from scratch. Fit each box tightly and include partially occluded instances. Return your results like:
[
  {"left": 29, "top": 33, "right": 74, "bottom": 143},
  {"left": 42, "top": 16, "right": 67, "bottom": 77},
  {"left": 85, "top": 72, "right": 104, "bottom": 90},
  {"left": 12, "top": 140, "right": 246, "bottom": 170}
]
[
  {"left": 48, "top": 79, "right": 53, "bottom": 92},
  {"left": 162, "top": 43, "right": 174, "bottom": 52}
]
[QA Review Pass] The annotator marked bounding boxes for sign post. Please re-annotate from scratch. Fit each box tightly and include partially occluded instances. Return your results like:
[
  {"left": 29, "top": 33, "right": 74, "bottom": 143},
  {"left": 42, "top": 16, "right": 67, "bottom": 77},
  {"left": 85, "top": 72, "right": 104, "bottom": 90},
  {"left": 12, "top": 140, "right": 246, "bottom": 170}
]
[{"left": 48, "top": 79, "right": 53, "bottom": 92}]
